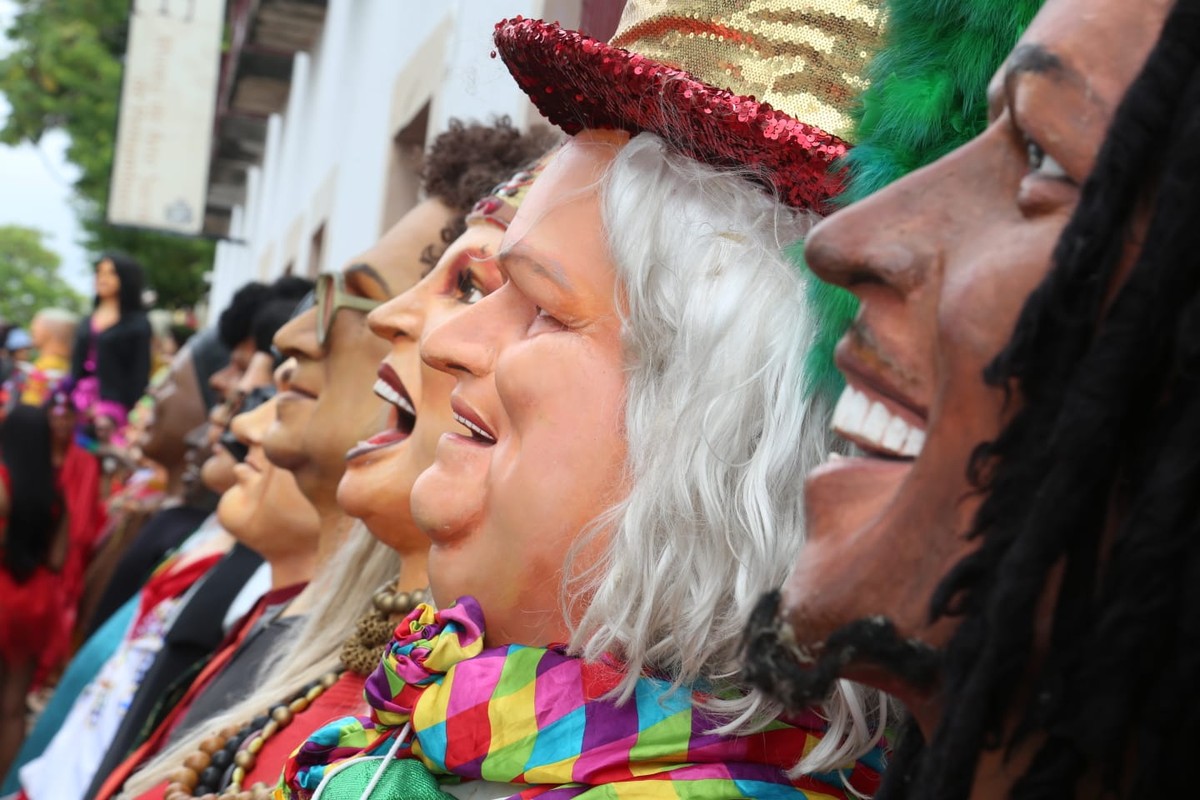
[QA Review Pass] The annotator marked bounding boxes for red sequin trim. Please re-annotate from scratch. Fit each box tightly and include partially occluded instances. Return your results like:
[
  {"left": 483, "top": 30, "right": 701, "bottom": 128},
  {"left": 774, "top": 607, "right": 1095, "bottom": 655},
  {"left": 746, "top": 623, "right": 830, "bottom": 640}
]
[{"left": 493, "top": 16, "right": 848, "bottom": 212}]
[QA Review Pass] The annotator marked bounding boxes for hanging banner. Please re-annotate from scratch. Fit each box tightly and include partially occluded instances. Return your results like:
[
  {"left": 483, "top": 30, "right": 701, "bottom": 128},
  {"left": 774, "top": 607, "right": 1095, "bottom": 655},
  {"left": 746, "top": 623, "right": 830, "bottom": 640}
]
[{"left": 107, "top": 0, "right": 226, "bottom": 235}]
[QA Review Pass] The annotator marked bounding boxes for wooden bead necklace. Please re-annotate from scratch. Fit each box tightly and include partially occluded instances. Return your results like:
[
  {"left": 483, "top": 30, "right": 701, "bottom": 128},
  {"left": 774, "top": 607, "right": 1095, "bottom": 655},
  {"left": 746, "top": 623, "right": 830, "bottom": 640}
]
[
  {"left": 160, "top": 582, "right": 428, "bottom": 800},
  {"left": 162, "top": 671, "right": 342, "bottom": 800}
]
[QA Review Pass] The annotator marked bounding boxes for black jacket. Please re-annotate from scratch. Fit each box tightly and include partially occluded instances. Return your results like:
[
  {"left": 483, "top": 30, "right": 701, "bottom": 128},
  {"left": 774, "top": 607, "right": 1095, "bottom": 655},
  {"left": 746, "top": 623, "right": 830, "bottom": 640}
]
[
  {"left": 82, "top": 544, "right": 264, "bottom": 800},
  {"left": 70, "top": 311, "right": 153, "bottom": 411}
]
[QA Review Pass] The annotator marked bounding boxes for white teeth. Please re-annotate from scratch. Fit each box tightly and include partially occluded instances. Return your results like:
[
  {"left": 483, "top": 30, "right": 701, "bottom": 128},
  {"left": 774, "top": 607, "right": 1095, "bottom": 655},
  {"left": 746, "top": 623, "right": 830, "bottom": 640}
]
[
  {"left": 882, "top": 416, "right": 909, "bottom": 452},
  {"left": 831, "top": 384, "right": 926, "bottom": 459},
  {"left": 454, "top": 412, "right": 496, "bottom": 444},
  {"left": 862, "top": 401, "right": 889, "bottom": 442},
  {"left": 901, "top": 428, "right": 925, "bottom": 458},
  {"left": 373, "top": 378, "right": 416, "bottom": 416},
  {"left": 828, "top": 452, "right": 845, "bottom": 462},
  {"left": 832, "top": 385, "right": 869, "bottom": 433}
]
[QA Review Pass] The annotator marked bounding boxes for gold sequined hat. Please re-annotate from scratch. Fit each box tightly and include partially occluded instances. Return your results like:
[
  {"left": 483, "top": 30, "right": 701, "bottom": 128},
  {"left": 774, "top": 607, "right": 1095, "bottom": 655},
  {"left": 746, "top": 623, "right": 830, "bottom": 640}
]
[{"left": 494, "top": 0, "right": 885, "bottom": 211}]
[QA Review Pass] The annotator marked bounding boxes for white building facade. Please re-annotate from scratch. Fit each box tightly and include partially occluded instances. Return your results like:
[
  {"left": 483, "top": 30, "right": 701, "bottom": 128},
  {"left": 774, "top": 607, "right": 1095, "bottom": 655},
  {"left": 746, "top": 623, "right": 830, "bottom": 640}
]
[{"left": 206, "top": 0, "right": 623, "bottom": 313}]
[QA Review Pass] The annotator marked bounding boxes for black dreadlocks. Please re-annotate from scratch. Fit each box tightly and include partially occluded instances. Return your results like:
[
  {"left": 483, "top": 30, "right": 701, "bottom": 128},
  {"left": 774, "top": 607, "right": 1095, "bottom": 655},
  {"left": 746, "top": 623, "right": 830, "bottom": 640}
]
[{"left": 882, "top": 2, "right": 1200, "bottom": 798}]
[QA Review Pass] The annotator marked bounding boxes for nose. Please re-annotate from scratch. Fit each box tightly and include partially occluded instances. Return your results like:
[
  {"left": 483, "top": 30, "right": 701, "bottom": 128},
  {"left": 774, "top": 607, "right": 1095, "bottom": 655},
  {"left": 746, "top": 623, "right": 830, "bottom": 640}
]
[
  {"left": 804, "top": 169, "right": 936, "bottom": 299},
  {"left": 230, "top": 396, "right": 274, "bottom": 446},
  {"left": 420, "top": 285, "right": 515, "bottom": 379},
  {"left": 368, "top": 282, "right": 424, "bottom": 344},
  {"left": 273, "top": 307, "right": 321, "bottom": 362}
]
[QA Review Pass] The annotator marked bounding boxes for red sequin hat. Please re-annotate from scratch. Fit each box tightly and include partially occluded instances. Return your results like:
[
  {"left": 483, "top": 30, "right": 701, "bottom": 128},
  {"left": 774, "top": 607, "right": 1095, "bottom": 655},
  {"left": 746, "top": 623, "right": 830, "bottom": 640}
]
[{"left": 493, "top": 0, "right": 887, "bottom": 212}]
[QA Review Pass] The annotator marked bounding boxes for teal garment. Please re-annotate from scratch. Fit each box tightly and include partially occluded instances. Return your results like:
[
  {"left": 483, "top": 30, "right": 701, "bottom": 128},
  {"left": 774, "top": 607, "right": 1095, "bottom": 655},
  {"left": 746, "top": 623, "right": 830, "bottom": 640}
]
[{"left": 0, "top": 595, "right": 138, "bottom": 795}]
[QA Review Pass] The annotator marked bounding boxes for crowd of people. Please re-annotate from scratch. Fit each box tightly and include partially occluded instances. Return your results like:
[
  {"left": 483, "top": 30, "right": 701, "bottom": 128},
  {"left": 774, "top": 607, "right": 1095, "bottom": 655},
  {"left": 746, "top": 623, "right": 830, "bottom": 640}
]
[{"left": 0, "top": 0, "right": 1189, "bottom": 797}]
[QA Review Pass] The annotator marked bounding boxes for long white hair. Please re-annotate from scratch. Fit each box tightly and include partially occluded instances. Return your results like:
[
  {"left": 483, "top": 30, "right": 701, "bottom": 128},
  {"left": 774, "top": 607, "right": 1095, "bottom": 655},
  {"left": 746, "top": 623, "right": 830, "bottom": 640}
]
[
  {"left": 566, "top": 132, "right": 888, "bottom": 774},
  {"left": 122, "top": 523, "right": 400, "bottom": 796}
]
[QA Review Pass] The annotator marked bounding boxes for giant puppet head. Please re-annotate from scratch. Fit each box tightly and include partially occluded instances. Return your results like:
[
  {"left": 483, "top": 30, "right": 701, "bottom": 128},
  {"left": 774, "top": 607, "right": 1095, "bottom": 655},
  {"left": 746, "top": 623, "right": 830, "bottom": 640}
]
[
  {"left": 411, "top": 0, "right": 892, "bottom": 784},
  {"left": 745, "top": 0, "right": 1187, "bottom": 796},
  {"left": 334, "top": 122, "right": 558, "bottom": 569}
]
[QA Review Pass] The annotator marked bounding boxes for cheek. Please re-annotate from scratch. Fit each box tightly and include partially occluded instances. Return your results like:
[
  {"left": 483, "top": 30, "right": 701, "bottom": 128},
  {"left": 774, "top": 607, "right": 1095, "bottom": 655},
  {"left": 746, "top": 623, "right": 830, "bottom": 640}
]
[
  {"left": 939, "top": 223, "right": 1066, "bottom": 376},
  {"left": 325, "top": 341, "right": 390, "bottom": 423},
  {"left": 491, "top": 335, "right": 627, "bottom": 532}
]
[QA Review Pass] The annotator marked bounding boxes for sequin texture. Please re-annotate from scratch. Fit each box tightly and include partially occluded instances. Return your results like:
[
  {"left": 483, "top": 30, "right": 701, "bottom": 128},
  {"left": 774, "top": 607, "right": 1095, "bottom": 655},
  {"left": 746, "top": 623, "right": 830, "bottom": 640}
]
[{"left": 493, "top": 4, "right": 884, "bottom": 212}]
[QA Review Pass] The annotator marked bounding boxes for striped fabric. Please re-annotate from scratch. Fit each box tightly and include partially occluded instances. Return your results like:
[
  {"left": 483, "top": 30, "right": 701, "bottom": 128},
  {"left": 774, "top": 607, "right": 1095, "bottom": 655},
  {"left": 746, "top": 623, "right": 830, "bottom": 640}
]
[{"left": 278, "top": 599, "right": 883, "bottom": 799}]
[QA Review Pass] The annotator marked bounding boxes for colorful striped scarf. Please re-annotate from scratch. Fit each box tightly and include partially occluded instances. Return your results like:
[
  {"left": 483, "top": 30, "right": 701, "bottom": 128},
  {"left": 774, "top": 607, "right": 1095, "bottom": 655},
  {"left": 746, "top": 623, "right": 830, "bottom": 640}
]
[{"left": 278, "top": 598, "right": 883, "bottom": 799}]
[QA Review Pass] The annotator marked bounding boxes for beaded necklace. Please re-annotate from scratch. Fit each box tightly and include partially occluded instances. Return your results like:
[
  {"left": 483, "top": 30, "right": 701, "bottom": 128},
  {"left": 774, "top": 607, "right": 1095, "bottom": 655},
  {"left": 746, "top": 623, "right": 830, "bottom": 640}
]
[{"left": 160, "top": 582, "right": 428, "bottom": 800}]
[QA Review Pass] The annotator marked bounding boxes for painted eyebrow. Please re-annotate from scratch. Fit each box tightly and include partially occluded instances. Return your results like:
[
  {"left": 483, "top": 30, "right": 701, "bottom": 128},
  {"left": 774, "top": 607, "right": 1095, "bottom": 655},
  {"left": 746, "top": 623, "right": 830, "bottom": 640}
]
[
  {"left": 1006, "top": 43, "right": 1069, "bottom": 79},
  {"left": 497, "top": 244, "right": 575, "bottom": 292},
  {"left": 344, "top": 261, "right": 391, "bottom": 296},
  {"left": 989, "top": 43, "right": 1083, "bottom": 120}
]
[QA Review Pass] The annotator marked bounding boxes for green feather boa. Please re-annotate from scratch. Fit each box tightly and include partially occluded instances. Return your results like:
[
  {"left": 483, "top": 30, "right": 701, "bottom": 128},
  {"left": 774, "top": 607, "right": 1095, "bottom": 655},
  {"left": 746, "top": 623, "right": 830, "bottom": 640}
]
[{"left": 800, "top": 0, "right": 1044, "bottom": 401}]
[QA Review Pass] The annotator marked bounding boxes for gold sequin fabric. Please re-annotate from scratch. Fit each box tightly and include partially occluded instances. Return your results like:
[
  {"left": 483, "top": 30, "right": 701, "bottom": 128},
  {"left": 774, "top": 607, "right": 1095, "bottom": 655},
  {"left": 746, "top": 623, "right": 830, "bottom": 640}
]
[
  {"left": 492, "top": 0, "right": 887, "bottom": 212},
  {"left": 611, "top": 0, "right": 885, "bottom": 142}
]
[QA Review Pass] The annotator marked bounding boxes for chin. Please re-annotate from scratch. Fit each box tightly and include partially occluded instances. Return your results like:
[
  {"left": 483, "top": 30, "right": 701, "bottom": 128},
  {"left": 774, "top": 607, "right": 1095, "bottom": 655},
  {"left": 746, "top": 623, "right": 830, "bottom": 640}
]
[
  {"left": 410, "top": 441, "right": 489, "bottom": 541},
  {"left": 217, "top": 494, "right": 249, "bottom": 535},
  {"left": 263, "top": 428, "right": 309, "bottom": 471},
  {"left": 339, "top": 484, "right": 412, "bottom": 550},
  {"left": 202, "top": 462, "right": 236, "bottom": 494}
]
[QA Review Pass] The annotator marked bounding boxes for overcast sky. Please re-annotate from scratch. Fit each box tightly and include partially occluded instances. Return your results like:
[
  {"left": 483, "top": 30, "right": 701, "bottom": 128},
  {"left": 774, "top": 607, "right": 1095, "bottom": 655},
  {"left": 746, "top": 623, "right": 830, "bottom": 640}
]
[{"left": 0, "top": 0, "right": 93, "bottom": 298}]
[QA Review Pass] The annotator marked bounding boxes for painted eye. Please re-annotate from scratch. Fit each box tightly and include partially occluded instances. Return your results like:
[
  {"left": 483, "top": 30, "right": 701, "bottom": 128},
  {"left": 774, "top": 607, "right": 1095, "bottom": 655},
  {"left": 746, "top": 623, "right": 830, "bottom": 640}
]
[
  {"left": 1026, "top": 140, "right": 1068, "bottom": 179},
  {"left": 455, "top": 270, "right": 485, "bottom": 305},
  {"left": 529, "top": 306, "right": 567, "bottom": 334}
]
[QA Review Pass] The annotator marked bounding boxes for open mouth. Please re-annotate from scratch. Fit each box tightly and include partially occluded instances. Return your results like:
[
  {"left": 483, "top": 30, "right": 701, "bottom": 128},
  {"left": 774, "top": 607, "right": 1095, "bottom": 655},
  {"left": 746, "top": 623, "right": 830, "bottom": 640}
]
[
  {"left": 373, "top": 369, "right": 417, "bottom": 435},
  {"left": 345, "top": 364, "right": 418, "bottom": 461},
  {"left": 450, "top": 397, "right": 497, "bottom": 445},
  {"left": 831, "top": 384, "right": 926, "bottom": 459}
]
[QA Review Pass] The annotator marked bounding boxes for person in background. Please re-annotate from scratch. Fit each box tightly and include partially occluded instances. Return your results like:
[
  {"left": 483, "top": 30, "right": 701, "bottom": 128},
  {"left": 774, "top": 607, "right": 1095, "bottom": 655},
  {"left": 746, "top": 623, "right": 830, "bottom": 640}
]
[
  {"left": 79, "top": 329, "right": 230, "bottom": 638},
  {"left": 3, "top": 330, "right": 31, "bottom": 372},
  {"left": 0, "top": 322, "right": 13, "bottom": 387},
  {"left": 0, "top": 391, "right": 104, "bottom": 777},
  {"left": 0, "top": 406, "right": 68, "bottom": 780},
  {"left": 38, "top": 391, "right": 107, "bottom": 684},
  {"left": 3, "top": 310, "right": 80, "bottom": 412},
  {"left": 16, "top": 331, "right": 236, "bottom": 798},
  {"left": 70, "top": 254, "right": 153, "bottom": 444}
]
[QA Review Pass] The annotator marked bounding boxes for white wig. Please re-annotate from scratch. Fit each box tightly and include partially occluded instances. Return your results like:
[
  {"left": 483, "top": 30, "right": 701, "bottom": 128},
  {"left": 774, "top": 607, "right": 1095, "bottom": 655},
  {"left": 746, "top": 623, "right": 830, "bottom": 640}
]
[{"left": 566, "top": 132, "right": 887, "bottom": 774}]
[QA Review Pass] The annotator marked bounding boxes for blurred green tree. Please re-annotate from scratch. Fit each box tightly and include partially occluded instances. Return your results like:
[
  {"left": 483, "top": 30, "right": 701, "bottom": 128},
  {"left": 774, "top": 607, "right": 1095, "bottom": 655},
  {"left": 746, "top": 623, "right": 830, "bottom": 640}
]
[
  {"left": 0, "top": 0, "right": 213, "bottom": 309},
  {"left": 0, "top": 224, "right": 85, "bottom": 327}
]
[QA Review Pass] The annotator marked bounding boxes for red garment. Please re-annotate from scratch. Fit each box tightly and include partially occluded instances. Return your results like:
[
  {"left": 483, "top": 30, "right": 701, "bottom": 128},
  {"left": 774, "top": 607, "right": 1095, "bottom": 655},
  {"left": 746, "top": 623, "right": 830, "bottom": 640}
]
[
  {"left": 38, "top": 443, "right": 106, "bottom": 680},
  {"left": 0, "top": 564, "right": 60, "bottom": 663},
  {"left": 132, "top": 672, "right": 367, "bottom": 800},
  {"left": 0, "top": 447, "right": 105, "bottom": 678},
  {"left": 0, "top": 466, "right": 63, "bottom": 667}
]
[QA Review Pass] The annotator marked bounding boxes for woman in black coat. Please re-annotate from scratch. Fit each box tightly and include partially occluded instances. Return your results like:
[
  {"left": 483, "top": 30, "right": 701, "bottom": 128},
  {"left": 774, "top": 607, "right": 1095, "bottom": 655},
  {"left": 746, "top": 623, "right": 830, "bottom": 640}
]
[{"left": 70, "top": 254, "right": 152, "bottom": 437}]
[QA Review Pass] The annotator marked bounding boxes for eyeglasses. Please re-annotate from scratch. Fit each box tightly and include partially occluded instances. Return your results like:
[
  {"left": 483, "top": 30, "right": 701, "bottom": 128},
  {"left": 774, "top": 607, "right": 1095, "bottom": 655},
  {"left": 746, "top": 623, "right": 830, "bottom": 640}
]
[{"left": 314, "top": 269, "right": 381, "bottom": 347}]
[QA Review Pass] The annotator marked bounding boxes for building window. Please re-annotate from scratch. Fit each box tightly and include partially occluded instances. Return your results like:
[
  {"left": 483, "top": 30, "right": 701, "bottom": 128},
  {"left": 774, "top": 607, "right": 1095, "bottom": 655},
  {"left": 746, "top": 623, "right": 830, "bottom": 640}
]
[
  {"left": 379, "top": 102, "right": 430, "bottom": 233},
  {"left": 309, "top": 223, "right": 326, "bottom": 277}
]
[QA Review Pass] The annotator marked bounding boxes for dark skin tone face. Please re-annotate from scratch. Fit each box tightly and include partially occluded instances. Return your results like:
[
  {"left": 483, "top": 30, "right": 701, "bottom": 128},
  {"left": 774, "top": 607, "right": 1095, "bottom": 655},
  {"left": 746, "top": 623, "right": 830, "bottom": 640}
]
[
  {"left": 775, "top": 0, "right": 1172, "bottom": 731},
  {"left": 139, "top": 346, "right": 209, "bottom": 469}
]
